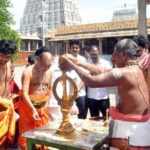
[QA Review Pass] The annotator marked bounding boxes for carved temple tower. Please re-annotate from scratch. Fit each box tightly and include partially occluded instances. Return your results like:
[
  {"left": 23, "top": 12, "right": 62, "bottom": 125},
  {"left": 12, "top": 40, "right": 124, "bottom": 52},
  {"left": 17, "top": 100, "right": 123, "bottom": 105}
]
[{"left": 20, "top": 0, "right": 81, "bottom": 36}]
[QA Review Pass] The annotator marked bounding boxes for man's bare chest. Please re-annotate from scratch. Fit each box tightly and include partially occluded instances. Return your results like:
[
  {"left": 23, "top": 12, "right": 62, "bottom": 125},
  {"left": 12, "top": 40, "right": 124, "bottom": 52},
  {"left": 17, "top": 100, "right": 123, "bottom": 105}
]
[{"left": 30, "top": 72, "right": 51, "bottom": 92}]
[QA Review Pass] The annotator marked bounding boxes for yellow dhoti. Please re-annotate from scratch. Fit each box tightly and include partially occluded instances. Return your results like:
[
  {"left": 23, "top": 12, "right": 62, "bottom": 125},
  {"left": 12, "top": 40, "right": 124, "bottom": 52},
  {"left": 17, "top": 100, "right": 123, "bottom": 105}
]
[{"left": 0, "top": 99, "right": 15, "bottom": 146}]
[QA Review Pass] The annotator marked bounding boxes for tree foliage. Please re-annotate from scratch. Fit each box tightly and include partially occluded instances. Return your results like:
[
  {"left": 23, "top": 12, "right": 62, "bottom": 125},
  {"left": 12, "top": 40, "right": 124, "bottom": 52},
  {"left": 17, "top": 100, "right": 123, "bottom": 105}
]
[
  {"left": 0, "top": 0, "right": 21, "bottom": 60},
  {"left": 0, "top": 0, "right": 14, "bottom": 27}
]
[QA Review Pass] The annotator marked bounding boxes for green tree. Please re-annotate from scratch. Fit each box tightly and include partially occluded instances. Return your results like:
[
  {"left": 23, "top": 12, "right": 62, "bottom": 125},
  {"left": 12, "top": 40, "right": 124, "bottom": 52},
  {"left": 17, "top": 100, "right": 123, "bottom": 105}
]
[
  {"left": 0, "top": 0, "right": 21, "bottom": 60},
  {"left": 0, "top": 0, "right": 14, "bottom": 27}
]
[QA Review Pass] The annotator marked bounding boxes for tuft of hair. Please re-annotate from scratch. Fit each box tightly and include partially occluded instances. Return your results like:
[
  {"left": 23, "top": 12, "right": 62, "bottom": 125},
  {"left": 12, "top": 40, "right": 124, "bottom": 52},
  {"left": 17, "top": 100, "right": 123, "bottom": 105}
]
[
  {"left": 115, "top": 39, "right": 139, "bottom": 60},
  {"left": 35, "top": 46, "right": 50, "bottom": 56},
  {"left": 28, "top": 55, "right": 36, "bottom": 65},
  {"left": 69, "top": 40, "right": 80, "bottom": 47},
  {"left": 133, "top": 35, "right": 149, "bottom": 49},
  {"left": 0, "top": 40, "right": 16, "bottom": 55}
]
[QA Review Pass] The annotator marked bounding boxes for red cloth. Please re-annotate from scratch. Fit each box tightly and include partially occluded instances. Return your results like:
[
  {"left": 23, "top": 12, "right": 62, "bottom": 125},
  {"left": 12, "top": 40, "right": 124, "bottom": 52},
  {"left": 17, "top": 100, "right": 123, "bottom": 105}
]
[
  {"left": 10, "top": 80, "right": 19, "bottom": 94},
  {"left": 18, "top": 91, "right": 50, "bottom": 150},
  {"left": 10, "top": 80, "right": 20, "bottom": 110},
  {"left": 109, "top": 138, "right": 150, "bottom": 150},
  {"left": 109, "top": 107, "right": 150, "bottom": 122}
]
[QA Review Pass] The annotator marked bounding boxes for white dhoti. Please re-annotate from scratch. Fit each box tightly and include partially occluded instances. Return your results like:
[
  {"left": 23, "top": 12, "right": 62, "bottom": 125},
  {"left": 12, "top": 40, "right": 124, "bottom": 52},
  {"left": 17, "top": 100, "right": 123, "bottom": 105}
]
[{"left": 109, "top": 107, "right": 150, "bottom": 150}]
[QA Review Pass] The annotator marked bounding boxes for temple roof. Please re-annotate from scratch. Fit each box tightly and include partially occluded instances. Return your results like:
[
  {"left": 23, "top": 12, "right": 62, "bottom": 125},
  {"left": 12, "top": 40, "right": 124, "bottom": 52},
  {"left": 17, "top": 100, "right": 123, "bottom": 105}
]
[{"left": 45, "top": 19, "right": 150, "bottom": 39}]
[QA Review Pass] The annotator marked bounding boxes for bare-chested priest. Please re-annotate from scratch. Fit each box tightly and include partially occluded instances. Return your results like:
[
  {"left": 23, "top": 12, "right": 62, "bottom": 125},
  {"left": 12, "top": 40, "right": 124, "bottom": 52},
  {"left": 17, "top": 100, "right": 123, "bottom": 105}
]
[
  {"left": 0, "top": 40, "right": 16, "bottom": 147},
  {"left": 18, "top": 46, "right": 53, "bottom": 150},
  {"left": 59, "top": 39, "right": 150, "bottom": 149}
]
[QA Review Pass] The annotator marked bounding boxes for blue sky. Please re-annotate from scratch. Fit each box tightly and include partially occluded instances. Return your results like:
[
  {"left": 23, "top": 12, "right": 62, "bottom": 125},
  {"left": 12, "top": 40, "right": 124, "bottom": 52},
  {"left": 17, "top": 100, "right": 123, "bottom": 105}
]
[{"left": 10, "top": 0, "right": 150, "bottom": 30}]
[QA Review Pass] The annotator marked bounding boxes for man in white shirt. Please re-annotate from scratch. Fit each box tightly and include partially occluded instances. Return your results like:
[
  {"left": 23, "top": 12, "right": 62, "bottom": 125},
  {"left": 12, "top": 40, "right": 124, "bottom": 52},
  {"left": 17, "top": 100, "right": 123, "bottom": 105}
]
[
  {"left": 67, "top": 40, "right": 88, "bottom": 119},
  {"left": 82, "top": 46, "right": 91, "bottom": 63},
  {"left": 87, "top": 45, "right": 111, "bottom": 118}
]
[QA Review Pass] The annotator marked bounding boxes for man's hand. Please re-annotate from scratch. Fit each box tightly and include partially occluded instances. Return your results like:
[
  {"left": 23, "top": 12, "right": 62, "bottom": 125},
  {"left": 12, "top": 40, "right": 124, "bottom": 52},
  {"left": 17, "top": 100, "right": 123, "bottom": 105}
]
[
  {"left": 59, "top": 54, "right": 76, "bottom": 71},
  {"left": 71, "top": 103, "right": 79, "bottom": 115},
  {"left": 139, "top": 54, "right": 150, "bottom": 70},
  {"left": 32, "top": 108, "right": 41, "bottom": 120},
  {"left": 11, "top": 93, "right": 19, "bottom": 99}
]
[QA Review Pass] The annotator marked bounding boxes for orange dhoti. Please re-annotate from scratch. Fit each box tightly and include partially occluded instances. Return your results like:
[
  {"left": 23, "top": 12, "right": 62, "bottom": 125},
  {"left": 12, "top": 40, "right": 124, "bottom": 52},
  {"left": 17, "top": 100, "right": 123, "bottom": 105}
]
[
  {"left": 18, "top": 93, "right": 50, "bottom": 150},
  {"left": 0, "top": 99, "right": 15, "bottom": 146}
]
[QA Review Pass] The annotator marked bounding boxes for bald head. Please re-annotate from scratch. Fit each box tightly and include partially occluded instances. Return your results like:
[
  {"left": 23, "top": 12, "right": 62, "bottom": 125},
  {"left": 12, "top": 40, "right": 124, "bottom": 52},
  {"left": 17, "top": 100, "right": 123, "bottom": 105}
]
[
  {"left": 37, "top": 52, "right": 53, "bottom": 71},
  {"left": 41, "top": 52, "right": 53, "bottom": 60}
]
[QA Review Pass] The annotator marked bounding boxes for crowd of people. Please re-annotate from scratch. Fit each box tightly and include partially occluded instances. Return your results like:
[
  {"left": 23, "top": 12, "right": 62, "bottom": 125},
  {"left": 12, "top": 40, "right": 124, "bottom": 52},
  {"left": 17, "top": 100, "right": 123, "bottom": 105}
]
[{"left": 0, "top": 35, "right": 150, "bottom": 149}]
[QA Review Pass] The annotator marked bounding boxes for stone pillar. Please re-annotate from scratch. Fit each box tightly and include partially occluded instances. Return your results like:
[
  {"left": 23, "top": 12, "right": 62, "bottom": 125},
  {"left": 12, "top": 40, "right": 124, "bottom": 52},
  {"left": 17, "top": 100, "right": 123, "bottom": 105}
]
[
  {"left": 36, "top": 41, "right": 39, "bottom": 50},
  {"left": 97, "top": 38, "right": 103, "bottom": 54},
  {"left": 64, "top": 41, "right": 69, "bottom": 53},
  {"left": 51, "top": 42, "right": 55, "bottom": 55},
  {"left": 48, "top": 41, "right": 50, "bottom": 50},
  {"left": 28, "top": 40, "right": 31, "bottom": 51},
  {"left": 55, "top": 42, "right": 58, "bottom": 56},
  {"left": 81, "top": 39, "right": 85, "bottom": 49},
  {"left": 138, "top": 0, "right": 147, "bottom": 39},
  {"left": 57, "top": 42, "right": 61, "bottom": 55}
]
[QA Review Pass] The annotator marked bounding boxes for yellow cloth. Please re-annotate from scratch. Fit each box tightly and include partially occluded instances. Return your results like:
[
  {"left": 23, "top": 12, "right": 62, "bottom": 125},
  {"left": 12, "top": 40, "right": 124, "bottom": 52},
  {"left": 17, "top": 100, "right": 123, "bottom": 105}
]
[{"left": 0, "top": 99, "right": 15, "bottom": 145}]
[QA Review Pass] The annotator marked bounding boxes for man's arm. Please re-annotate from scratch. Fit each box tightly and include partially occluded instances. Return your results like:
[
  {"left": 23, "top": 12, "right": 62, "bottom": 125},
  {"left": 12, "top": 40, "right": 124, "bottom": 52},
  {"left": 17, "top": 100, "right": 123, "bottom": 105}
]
[
  {"left": 22, "top": 68, "right": 40, "bottom": 120},
  {"left": 48, "top": 70, "right": 53, "bottom": 98},
  {"left": 61, "top": 54, "right": 111, "bottom": 74},
  {"left": 78, "top": 80, "right": 84, "bottom": 92},
  {"left": 22, "top": 69, "right": 35, "bottom": 110},
  {"left": 60, "top": 55, "right": 121, "bottom": 87},
  {"left": 61, "top": 57, "right": 121, "bottom": 88},
  {"left": 78, "top": 61, "right": 111, "bottom": 74},
  {"left": 75, "top": 66, "right": 120, "bottom": 88}
]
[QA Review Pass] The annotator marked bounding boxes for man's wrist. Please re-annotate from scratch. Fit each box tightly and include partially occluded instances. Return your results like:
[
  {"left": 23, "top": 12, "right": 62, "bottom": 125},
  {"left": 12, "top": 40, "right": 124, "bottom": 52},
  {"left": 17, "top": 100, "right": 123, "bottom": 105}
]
[{"left": 31, "top": 106, "right": 36, "bottom": 113}]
